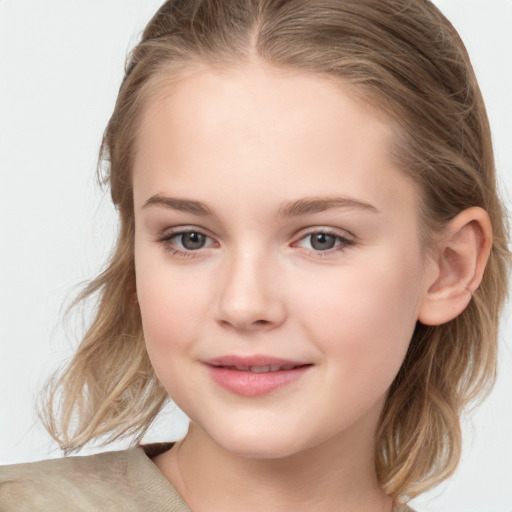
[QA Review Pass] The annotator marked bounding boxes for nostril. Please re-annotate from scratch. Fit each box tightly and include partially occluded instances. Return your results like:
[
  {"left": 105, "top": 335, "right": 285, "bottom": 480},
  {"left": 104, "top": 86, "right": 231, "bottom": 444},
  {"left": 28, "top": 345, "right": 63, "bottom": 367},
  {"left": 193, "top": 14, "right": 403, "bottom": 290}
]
[{"left": 219, "top": 318, "right": 272, "bottom": 330}]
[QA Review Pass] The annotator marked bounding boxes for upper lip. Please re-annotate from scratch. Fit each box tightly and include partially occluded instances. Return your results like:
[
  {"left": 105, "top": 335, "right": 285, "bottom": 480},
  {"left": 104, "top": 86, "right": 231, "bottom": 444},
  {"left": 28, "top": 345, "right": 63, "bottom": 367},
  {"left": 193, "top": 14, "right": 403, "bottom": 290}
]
[{"left": 204, "top": 355, "right": 310, "bottom": 371}]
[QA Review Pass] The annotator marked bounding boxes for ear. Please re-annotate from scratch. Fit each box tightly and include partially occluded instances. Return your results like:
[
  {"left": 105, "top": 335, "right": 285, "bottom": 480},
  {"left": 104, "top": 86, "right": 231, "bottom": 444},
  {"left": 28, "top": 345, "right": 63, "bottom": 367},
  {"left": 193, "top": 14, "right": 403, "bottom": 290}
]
[{"left": 418, "top": 207, "right": 492, "bottom": 326}]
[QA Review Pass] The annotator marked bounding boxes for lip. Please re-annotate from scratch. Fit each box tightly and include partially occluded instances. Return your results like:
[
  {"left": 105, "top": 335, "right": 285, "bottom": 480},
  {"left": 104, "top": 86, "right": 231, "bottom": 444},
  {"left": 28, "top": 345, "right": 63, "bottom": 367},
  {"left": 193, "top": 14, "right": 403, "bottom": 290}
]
[{"left": 204, "top": 355, "right": 312, "bottom": 397}]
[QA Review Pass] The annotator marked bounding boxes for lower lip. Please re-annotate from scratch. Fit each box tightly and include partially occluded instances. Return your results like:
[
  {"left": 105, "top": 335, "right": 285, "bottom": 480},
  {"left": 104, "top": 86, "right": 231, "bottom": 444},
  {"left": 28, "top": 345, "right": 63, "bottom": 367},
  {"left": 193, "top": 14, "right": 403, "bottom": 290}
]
[{"left": 206, "top": 365, "right": 311, "bottom": 397}]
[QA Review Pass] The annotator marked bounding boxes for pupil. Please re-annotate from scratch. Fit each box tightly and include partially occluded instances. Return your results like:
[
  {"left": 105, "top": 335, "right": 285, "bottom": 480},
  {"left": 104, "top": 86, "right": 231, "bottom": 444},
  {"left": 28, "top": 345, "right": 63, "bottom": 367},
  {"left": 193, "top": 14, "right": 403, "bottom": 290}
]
[
  {"left": 182, "top": 232, "right": 205, "bottom": 250},
  {"left": 310, "top": 233, "right": 335, "bottom": 250}
]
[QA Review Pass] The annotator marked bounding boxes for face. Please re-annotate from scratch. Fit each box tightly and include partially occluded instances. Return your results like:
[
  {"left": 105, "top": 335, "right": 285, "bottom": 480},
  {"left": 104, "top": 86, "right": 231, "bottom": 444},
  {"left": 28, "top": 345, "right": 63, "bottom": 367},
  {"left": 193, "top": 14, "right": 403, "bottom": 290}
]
[{"left": 133, "top": 62, "right": 434, "bottom": 459}]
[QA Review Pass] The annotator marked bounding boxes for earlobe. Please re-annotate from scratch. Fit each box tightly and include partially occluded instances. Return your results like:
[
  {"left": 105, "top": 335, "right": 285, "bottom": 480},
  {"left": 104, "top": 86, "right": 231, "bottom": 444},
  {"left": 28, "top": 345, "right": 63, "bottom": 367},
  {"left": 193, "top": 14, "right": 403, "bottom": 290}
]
[{"left": 418, "top": 207, "right": 492, "bottom": 326}]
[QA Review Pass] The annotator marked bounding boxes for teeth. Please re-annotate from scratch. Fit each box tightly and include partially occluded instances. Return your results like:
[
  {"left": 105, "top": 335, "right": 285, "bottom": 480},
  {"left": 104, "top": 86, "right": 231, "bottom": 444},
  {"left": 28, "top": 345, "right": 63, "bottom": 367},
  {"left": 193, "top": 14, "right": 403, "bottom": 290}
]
[
  {"left": 249, "top": 365, "right": 297, "bottom": 372},
  {"left": 226, "top": 364, "right": 298, "bottom": 372},
  {"left": 250, "top": 365, "right": 271, "bottom": 373}
]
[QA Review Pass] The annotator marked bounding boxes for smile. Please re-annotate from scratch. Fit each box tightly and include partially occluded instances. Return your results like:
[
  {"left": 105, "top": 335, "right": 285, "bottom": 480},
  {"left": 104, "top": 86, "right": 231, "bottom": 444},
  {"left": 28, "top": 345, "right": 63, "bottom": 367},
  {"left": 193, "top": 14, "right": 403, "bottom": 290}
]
[{"left": 204, "top": 356, "right": 312, "bottom": 397}]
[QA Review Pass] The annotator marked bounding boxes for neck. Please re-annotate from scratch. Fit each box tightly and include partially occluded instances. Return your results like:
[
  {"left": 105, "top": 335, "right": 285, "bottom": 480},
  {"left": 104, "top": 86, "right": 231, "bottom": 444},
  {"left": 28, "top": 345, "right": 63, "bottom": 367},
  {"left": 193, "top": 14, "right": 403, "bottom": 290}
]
[{"left": 154, "top": 420, "right": 392, "bottom": 512}]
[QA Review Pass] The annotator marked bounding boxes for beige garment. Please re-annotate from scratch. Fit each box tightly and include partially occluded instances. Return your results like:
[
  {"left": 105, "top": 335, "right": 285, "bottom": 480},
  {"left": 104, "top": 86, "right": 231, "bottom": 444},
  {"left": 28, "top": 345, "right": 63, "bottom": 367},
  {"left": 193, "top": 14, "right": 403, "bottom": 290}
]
[
  {"left": 0, "top": 444, "right": 189, "bottom": 512},
  {"left": 0, "top": 444, "right": 415, "bottom": 511}
]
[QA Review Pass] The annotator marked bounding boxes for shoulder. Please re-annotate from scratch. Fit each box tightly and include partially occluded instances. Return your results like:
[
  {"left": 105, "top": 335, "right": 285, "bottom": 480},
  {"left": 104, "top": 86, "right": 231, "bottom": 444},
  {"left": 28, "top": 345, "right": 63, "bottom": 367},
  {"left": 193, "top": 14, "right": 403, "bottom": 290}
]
[
  {"left": 0, "top": 444, "right": 189, "bottom": 512},
  {"left": 0, "top": 448, "right": 135, "bottom": 511}
]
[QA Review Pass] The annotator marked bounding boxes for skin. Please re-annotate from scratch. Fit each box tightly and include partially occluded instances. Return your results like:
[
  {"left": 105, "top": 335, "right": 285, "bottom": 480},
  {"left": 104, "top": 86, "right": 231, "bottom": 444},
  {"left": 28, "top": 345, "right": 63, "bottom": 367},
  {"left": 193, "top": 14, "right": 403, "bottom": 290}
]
[{"left": 131, "top": 61, "right": 446, "bottom": 512}]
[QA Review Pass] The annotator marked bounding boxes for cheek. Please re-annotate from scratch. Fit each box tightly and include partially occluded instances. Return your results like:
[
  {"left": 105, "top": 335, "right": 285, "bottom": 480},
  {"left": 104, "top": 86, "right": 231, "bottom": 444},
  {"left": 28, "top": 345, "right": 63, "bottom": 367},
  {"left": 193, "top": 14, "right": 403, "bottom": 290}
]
[
  {"left": 295, "top": 251, "right": 424, "bottom": 378},
  {"left": 134, "top": 254, "right": 208, "bottom": 373}
]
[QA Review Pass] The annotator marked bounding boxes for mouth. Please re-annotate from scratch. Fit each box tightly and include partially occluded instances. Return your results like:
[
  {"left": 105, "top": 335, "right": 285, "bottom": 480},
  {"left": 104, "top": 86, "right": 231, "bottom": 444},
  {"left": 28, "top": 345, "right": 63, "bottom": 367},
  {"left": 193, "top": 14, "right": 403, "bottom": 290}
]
[
  {"left": 209, "top": 363, "right": 306, "bottom": 373},
  {"left": 204, "top": 355, "right": 313, "bottom": 397}
]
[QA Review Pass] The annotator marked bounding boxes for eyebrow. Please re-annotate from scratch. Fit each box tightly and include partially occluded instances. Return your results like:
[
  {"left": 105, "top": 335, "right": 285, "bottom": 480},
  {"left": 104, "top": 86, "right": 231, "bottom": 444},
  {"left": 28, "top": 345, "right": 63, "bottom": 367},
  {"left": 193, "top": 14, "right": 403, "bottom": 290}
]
[
  {"left": 142, "top": 194, "right": 379, "bottom": 217},
  {"left": 277, "top": 196, "right": 379, "bottom": 217},
  {"left": 142, "top": 194, "right": 213, "bottom": 215}
]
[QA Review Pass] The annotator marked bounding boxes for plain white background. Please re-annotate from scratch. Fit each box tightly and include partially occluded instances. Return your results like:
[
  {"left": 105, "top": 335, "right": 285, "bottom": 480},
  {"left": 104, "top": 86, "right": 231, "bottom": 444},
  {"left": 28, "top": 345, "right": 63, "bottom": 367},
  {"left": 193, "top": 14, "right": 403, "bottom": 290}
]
[{"left": 0, "top": 1, "right": 511, "bottom": 511}]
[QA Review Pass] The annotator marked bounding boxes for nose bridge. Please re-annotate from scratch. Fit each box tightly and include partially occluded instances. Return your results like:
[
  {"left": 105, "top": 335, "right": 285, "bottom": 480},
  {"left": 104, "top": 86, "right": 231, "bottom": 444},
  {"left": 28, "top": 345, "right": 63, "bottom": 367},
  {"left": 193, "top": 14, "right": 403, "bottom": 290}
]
[{"left": 216, "top": 241, "right": 285, "bottom": 330}]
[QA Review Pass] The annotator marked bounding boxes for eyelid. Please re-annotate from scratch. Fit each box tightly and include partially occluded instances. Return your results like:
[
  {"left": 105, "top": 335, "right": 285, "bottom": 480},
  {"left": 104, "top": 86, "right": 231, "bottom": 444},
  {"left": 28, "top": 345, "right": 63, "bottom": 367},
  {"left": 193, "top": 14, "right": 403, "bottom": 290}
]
[
  {"left": 292, "top": 226, "right": 355, "bottom": 243},
  {"left": 157, "top": 223, "right": 217, "bottom": 237}
]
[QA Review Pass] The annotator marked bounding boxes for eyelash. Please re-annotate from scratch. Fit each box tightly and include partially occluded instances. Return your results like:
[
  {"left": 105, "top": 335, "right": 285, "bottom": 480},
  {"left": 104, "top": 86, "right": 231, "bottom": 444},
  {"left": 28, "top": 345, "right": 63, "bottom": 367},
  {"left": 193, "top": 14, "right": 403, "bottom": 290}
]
[{"left": 156, "top": 227, "right": 354, "bottom": 258}]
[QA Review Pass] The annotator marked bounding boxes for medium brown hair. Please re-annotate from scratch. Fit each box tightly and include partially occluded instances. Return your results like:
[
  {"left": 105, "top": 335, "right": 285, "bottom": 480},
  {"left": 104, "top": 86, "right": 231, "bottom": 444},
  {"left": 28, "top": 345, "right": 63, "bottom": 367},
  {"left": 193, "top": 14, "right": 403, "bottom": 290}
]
[{"left": 43, "top": 0, "right": 510, "bottom": 499}]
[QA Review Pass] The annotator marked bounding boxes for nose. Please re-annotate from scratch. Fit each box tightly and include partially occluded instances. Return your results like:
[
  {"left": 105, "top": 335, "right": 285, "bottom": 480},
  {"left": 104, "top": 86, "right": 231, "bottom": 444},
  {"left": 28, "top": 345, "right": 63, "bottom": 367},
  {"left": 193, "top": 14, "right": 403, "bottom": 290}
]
[{"left": 215, "top": 249, "right": 286, "bottom": 332}]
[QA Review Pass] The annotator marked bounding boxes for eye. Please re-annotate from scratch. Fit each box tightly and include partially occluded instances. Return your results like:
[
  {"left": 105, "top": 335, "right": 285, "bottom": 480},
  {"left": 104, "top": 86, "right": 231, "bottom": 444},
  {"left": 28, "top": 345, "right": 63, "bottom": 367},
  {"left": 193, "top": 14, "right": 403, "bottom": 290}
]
[
  {"left": 157, "top": 228, "right": 217, "bottom": 255},
  {"left": 176, "top": 231, "right": 208, "bottom": 250},
  {"left": 294, "top": 230, "right": 353, "bottom": 253},
  {"left": 308, "top": 233, "right": 337, "bottom": 251}
]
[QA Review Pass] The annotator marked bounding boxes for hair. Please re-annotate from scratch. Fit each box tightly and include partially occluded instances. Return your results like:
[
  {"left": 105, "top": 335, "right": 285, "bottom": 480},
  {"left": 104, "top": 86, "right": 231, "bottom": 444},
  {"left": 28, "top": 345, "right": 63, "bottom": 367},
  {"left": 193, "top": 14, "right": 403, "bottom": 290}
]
[{"left": 42, "top": 0, "right": 510, "bottom": 501}]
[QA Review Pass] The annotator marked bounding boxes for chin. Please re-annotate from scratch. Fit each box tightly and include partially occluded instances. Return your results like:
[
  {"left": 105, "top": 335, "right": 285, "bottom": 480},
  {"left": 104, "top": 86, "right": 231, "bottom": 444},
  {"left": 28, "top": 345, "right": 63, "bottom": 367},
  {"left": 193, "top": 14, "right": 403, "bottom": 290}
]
[{"left": 201, "top": 423, "right": 318, "bottom": 460}]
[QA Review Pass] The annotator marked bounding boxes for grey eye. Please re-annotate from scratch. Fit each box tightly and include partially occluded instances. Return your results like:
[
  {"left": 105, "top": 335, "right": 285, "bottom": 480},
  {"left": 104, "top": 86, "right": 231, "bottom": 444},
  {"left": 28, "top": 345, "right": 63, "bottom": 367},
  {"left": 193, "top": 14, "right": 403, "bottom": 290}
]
[
  {"left": 309, "top": 233, "right": 336, "bottom": 250},
  {"left": 179, "top": 232, "right": 207, "bottom": 250}
]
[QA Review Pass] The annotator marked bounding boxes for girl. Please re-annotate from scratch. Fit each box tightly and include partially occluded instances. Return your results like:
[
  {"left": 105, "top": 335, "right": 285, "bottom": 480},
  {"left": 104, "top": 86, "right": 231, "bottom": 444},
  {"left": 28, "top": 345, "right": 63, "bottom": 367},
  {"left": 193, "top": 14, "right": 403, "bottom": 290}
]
[{"left": 1, "top": 1, "right": 509, "bottom": 511}]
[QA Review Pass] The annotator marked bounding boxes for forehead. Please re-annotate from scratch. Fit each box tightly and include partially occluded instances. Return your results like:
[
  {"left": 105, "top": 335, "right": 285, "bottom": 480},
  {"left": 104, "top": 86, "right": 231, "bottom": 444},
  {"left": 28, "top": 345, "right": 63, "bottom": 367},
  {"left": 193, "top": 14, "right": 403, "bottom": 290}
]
[{"left": 132, "top": 61, "right": 417, "bottom": 217}]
